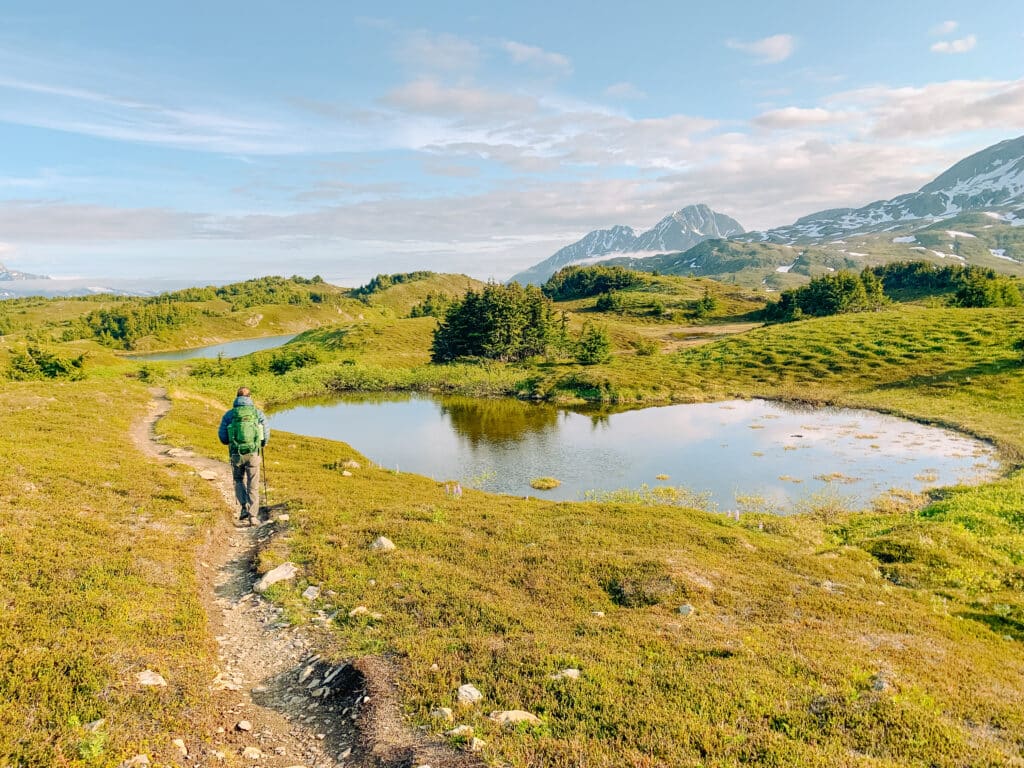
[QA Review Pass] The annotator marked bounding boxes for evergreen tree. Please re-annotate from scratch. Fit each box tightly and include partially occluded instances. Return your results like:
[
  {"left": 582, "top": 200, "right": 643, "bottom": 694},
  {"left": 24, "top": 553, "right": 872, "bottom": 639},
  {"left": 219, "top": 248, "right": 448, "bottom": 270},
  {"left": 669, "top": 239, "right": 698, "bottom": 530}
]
[
  {"left": 574, "top": 323, "right": 612, "bottom": 365},
  {"left": 431, "top": 283, "right": 555, "bottom": 362}
]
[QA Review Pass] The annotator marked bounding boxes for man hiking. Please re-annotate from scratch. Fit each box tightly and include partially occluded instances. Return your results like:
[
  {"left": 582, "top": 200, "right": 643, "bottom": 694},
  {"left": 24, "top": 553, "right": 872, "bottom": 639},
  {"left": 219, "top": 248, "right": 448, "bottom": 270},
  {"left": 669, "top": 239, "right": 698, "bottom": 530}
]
[{"left": 218, "top": 386, "right": 269, "bottom": 525}]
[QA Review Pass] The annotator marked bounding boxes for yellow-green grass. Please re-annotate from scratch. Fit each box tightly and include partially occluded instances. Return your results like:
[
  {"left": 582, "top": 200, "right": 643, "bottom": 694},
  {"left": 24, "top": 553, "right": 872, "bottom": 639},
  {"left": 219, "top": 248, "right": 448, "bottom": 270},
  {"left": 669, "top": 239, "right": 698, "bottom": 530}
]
[
  {"left": 0, "top": 281, "right": 362, "bottom": 355},
  {"left": 0, "top": 381, "right": 221, "bottom": 766},
  {"left": 529, "top": 477, "right": 561, "bottom": 490},
  {"left": 6, "top": 285, "right": 1024, "bottom": 764},
  {"left": 352, "top": 273, "right": 486, "bottom": 315},
  {"left": 159, "top": 393, "right": 1024, "bottom": 767}
]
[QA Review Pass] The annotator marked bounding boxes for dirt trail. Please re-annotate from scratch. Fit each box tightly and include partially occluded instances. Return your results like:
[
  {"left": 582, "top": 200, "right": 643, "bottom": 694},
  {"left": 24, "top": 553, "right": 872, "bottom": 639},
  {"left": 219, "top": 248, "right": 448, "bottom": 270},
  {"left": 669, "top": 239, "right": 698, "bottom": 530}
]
[{"left": 132, "top": 388, "right": 482, "bottom": 768}]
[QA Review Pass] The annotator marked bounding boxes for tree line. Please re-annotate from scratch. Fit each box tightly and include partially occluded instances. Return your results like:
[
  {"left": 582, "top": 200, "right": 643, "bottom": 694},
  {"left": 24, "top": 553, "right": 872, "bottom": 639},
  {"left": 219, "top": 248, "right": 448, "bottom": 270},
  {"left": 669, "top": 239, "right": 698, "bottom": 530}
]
[
  {"left": 765, "top": 261, "right": 1022, "bottom": 322},
  {"left": 431, "top": 282, "right": 610, "bottom": 364}
]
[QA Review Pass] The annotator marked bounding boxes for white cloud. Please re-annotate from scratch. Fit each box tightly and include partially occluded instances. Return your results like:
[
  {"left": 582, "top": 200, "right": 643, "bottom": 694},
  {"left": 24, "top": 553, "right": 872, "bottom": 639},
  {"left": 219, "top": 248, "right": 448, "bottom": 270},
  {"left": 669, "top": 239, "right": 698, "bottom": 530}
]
[
  {"left": 754, "top": 106, "right": 852, "bottom": 129},
  {"left": 395, "top": 30, "right": 481, "bottom": 73},
  {"left": 0, "top": 201, "right": 202, "bottom": 241},
  {"left": 604, "top": 82, "right": 647, "bottom": 100},
  {"left": 930, "top": 34, "right": 976, "bottom": 54},
  {"left": 829, "top": 78, "right": 1024, "bottom": 139},
  {"left": 930, "top": 20, "right": 959, "bottom": 36},
  {"left": 502, "top": 41, "right": 572, "bottom": 75},
  {"left": 382, "top": 78, "right": 538, "bottom": 119},
  {"left": 726, "top": 34, "right": 796, "bottom": 64}
]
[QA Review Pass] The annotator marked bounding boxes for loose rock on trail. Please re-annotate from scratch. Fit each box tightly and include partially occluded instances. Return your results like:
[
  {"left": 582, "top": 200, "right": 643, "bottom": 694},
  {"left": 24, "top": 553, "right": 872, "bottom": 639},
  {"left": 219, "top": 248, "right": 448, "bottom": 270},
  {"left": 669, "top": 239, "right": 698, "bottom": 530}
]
[{"left": 132, "top": 388, "right": 483, "bottom": 768}]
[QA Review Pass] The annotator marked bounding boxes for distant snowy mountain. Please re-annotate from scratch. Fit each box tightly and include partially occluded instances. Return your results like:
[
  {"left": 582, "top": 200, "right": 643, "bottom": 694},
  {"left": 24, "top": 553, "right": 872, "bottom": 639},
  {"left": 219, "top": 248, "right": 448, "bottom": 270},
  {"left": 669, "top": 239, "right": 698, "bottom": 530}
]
[
  {"left": 0, "top": 262, "right": 48, "bottom": 282},
  {"left": 510, "top": 204, "right": 744, "bottom": 285},
  {"left": 747, "top": 135, "right": 1024, "bottom": 243}
]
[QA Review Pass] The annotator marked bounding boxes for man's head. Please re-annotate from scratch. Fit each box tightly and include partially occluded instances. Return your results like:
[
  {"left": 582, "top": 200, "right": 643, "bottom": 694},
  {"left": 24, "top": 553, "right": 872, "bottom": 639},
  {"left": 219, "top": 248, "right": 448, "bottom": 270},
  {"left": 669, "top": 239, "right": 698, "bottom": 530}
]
[{"left": 237, "top": 386, "right": 251, "bottom": 398}]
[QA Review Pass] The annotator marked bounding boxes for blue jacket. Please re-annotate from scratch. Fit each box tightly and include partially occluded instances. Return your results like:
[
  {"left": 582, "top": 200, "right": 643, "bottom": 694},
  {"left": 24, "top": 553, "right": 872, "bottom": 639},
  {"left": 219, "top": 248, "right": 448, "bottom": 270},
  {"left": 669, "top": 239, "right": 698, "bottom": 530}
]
[{"left": 218, "top": 396, "right": 269, "bottom": 449}]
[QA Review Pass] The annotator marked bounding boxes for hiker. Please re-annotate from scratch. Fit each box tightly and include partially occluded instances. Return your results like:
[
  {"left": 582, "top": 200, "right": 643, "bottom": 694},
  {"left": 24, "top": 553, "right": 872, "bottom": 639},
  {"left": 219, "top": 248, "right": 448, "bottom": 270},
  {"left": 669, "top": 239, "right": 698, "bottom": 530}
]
[{"left": 218, "top": 386, "right": 269, "bottom": 525}]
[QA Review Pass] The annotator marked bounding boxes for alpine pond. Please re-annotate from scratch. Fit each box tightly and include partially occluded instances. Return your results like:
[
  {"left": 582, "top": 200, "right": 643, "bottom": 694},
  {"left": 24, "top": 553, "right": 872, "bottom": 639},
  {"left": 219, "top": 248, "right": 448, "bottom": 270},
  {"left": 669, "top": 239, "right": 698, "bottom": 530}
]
[{"left": 270, "top": 394, "right": 1000, "bottom": 510}]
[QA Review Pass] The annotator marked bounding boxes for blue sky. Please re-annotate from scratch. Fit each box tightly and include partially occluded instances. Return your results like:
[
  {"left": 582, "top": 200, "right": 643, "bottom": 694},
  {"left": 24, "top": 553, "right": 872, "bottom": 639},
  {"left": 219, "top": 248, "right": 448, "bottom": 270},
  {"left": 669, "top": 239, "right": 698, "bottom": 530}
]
[{"left": 1, "top": 1, "right": 1022, "bottom": 285}]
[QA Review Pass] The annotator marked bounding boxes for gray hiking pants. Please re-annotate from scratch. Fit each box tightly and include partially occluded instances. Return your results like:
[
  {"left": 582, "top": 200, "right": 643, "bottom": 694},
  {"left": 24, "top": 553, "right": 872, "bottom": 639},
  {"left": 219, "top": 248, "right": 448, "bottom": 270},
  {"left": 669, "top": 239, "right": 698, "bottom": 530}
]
[{"left": 231, "top": 452, "right": 261, "bottom": 517}]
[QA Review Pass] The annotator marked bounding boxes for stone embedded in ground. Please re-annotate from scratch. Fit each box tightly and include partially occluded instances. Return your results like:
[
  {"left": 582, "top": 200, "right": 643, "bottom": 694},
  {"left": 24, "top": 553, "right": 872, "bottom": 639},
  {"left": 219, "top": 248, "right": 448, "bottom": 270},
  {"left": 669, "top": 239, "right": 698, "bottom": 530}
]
[
  {"left": 241, "top": 745, "right": 263, "bottom": 760},
  {"left": 298, "top": 665, "right": 315, "bottom": 683},
  {"left": 342, "top": 460, "right": 361, "bottom": 469},
  {"left": 199, "top": 470, "right": 219, "bottom": 481},
  {"left": 172, "top": 738, "right": 187, "bottom": 757},
  {"left": 678, "top": 604, "right": 694, "bottom": 617},
  {"left": 446, "top": 724, "right": 474, "bottom": 737},
  {"left": 456, "top": 683, "right": 483, "bottom": 706},
  {"left": 277, "top": 513, "right": 290, "bottom": 522},
  {"left": 342, "top": 470, "right": 353, "bottom": 477},
  {"left": 871, "top": 671, "right": 892, "bottom": 692},
  {"left": 84, "top": 718, "right": 105, "bottom": 732},
  {"left": 236, "top": 720, "right": 253, "bottom": 732},
  {"left": 369, "top": 536, "right": 396, "bottom": 552},
  {"left": 340, "top": 748, "right": 352, "bottom": 759},
  {"left": 253, "top": 561, "right": 299, "bottom": 593},
  {"left": 489, "top": 710, "right": 542, "bottom": 727},
  {"left": 550, "top": 668, "right": 581, "bottom": 680},
  {"left": 469, "top": 737, "right": 486, "bottom": 751},
  {"left": 211, "top": 672, "right": 241, "bottom": 691},
  {"left": 592, "top": 611, "right": 605, "bottom": 617},
  {"left": 117, "top": 756, "right": 150, "bottom": 768},
  {"left": 430, "top": 706, "right": 454, "bottom": 722},
  {"left": 136, "top": 669, "right": 167, "bottom": 687},
  {"left": 349, "top": 605, "right": 369, "bottom": 617},
  {"left": 302, "top": 585, "right": 321, "bottom": 601}
]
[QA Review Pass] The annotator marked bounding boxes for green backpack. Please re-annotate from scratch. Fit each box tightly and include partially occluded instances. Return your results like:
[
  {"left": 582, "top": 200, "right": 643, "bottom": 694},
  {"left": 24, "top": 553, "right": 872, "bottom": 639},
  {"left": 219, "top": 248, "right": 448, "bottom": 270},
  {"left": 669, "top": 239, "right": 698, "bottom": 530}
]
[{"left": 227, "top": 405, "right": 261, "bottom": 456}]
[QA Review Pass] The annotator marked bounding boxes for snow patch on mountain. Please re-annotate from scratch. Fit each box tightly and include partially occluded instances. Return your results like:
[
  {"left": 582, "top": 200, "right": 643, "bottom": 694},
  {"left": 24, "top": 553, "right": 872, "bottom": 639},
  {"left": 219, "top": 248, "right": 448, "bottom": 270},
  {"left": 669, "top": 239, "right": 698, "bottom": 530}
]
[
  {"left": 742, "top": 135, "right": 1024, "bottom": 244},
  {"left": 509, "top": 204, "right": 744, "bottom": 285}
]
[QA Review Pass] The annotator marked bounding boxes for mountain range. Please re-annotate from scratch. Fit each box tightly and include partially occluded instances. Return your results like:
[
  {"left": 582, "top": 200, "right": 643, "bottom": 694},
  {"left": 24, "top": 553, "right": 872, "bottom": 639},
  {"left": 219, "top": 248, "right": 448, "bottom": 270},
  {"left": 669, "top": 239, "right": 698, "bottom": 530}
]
[
  {"left": 0, "top": 263, "right": 48, "bottom": 282},
  {"left": 512, "top": 134, "right": 1024, "bottom": 288},
  {"left": 509, "top": 204, "right": 744, "bottom": 285},
  {"left": 747, "top": 135, "right": 1024, "bottom": 244}
]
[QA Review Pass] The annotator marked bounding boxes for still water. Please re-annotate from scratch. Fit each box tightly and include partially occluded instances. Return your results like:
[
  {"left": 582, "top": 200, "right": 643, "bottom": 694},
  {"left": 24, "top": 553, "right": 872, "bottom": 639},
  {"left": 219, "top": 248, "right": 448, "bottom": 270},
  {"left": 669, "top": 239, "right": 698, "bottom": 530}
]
[
  {"left": 128, "top": 333, "right": 298, "bottom": 361},
  {"left": 270, "top": 394, "right": 1000, "bottom": 510}
]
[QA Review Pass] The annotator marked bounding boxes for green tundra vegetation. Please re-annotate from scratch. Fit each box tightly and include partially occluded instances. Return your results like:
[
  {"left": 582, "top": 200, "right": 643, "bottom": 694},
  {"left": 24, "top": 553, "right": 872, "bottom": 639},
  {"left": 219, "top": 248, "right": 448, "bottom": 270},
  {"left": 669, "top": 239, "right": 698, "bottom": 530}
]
[{"left": 2, "top": 268, "right": 1024, "bottom": 766}]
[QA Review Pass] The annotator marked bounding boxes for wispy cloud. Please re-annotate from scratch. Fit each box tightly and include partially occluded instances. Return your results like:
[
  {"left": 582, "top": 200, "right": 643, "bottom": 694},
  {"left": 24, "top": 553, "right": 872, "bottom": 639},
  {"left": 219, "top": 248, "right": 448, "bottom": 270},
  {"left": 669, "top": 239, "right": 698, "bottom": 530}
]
[
  {"left": 382, "top": 78, "right": 538, "bottom": 119},
  {"left": 726, "top": 34, "right": 796, "bottom": 64},
  {"left": 395, "top": 30, "right": 482, "bottom": 73},
  {"left": 930, "top": 34, "right": 977, "bottom": 54},
  {"left": 930, "top": 20, "right": 958, "bottom": 36},
  {"left": 0, "top": 76, "right": 303, "bottom": 154},
  {"left": 501, "top": 41, "right": 572, "bottom": 75},
  {"left": 604, "top": 82, "right": 646, "bottom": 100},
  {"left": 754, "top": 106, "right": 852, "bottom": 129}
]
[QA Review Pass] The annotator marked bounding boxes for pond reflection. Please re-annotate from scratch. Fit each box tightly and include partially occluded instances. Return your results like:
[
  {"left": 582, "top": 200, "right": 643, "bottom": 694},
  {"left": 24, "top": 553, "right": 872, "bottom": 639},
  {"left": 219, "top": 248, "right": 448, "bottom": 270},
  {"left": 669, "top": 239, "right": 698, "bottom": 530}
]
[{"left": 270, "top": 394, "right": 1001, "bottom": 511}]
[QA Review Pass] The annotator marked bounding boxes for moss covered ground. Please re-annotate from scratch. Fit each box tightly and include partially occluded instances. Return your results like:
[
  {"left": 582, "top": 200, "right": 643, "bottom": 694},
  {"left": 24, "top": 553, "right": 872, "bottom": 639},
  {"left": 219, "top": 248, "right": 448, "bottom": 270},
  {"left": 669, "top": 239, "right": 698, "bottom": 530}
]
[
  {"left": 0, "top": 382, "right": 222, "bottom": 766},
  {"left": 3, "top": 273, "right": 1024, "bottom": 765}
]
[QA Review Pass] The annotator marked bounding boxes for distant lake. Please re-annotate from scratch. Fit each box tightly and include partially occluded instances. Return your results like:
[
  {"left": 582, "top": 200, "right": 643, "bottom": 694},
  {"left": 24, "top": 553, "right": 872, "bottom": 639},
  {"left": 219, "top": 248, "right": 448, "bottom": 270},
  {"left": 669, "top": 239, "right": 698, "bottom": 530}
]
[
  {"left": 270, "top": 394, "right": 1000, "bottom": 511},
  {"left": 128, "top": 333, "right": 297, "bottom": 361}
]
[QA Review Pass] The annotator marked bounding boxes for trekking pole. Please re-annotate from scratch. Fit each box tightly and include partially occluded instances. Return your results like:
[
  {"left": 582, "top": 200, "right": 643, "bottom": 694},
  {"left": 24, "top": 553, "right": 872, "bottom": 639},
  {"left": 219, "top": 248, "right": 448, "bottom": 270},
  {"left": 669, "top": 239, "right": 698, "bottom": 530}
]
[{"left": 260, "top": 444, "right": 270, "bottom": 513}]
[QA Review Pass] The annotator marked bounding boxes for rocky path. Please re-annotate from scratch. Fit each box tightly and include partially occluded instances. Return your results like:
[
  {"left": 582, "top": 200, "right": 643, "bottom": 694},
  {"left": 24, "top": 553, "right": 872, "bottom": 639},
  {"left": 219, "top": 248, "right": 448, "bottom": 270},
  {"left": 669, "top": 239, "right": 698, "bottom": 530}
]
[{"left": 131, "top": 389, "right": 482, "bottom": 768}]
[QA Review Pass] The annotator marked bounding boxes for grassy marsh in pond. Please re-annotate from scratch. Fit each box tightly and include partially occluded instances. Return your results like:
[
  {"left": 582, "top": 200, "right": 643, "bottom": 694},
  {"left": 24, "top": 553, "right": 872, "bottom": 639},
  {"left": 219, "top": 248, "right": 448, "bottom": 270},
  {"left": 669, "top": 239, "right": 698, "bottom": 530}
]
[{"left": 529, "top": 477, "right": 561, "bottom": 490}]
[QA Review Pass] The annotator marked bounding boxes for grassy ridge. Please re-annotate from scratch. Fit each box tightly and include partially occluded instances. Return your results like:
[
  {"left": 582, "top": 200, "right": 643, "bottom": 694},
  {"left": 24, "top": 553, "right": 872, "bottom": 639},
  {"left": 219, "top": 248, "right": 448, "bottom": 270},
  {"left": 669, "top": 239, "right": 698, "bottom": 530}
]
[
  {"left": 0, "top": 382, "right": 221, "bottom": 766},
  {"left": 159, "top": 392, "right": 1024, "bottom": 767}
]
